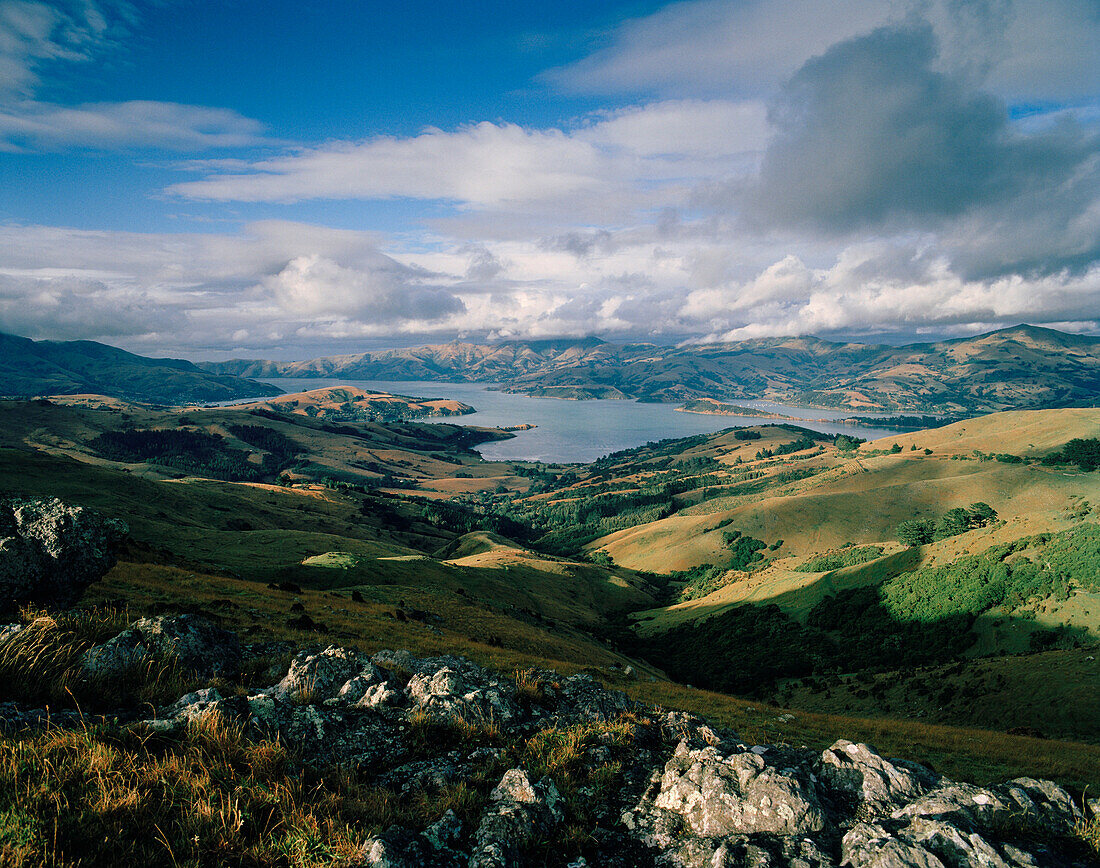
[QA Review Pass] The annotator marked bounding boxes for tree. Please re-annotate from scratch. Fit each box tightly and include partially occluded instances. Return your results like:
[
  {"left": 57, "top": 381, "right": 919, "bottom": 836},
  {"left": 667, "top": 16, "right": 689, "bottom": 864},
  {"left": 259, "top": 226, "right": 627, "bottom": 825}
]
[
  {"left": 1061, "top": 438, "right": 1100, "bottom": 471},
  {"left": 968, "top": 502, "right": 997, "bottom": 528},
  {"left": 835, "top": 434, "right": 863, "bottom": 452},
  {"left": 934, "top": 508, "right": 972, "bottom": 540},
  {"left": 890, "top": 443, "right": 903, "bottom": 454},
  {"left": 897, "top": 519, "right": 934, "bottom": 546}
]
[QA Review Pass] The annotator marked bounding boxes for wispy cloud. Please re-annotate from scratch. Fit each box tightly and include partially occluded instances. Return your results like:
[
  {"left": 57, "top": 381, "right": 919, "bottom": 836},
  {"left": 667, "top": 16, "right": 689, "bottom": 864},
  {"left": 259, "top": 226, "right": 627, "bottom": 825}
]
[
  {"left": 0, "top": 0, "right": 124, "bottom": 98},
  {"left": 165, "top": 100, "right": 768, "bottom": 216},
  {"left": 0, "top": 100, "right": 269, "bottom": 151},
  {"left": 0, "top": 1, "right": 272, "bottom": 152}
]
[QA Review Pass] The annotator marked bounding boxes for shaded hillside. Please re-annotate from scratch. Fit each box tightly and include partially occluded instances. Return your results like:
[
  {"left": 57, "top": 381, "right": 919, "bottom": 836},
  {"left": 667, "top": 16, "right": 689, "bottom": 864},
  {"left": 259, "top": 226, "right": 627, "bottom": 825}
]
[
  {"left": 201, "top": 324, "right": 1100, "bottom": 412},
  {"left": 0, "top": 332, "right": 281, "bottom": 404}
]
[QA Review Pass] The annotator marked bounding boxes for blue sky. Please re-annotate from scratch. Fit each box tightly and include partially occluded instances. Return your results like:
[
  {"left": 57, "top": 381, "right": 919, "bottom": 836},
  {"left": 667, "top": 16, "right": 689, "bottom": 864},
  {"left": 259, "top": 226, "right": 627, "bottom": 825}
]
[{"left": 0, "top": 0, "right": 1098, "bottom": 359}]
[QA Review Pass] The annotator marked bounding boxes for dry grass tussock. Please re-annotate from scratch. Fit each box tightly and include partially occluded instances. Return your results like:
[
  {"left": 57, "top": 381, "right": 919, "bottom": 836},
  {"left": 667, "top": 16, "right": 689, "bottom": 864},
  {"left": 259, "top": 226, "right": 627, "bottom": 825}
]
[
  {"left": 0, "top": 607, "right": 203, "bottom": 713},
  {"left": 0, "top": 707, "right": 656, "bottom": 867},
  {"left": 1076, "top": 813, "right": 1100, "bottom": 860},
  {"left": 0, "top": 714, "right": 378, "bottom": 867}
]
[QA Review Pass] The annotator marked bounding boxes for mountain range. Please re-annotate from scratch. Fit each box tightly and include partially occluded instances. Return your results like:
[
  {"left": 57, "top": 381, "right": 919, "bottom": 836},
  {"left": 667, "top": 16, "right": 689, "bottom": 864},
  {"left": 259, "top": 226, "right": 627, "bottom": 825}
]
[
  {"left": 0, "top": 332, "right": 281, "bottom": 404},
  {"left": 201, "top": 324, "right": 1100, "bottom": 413}
]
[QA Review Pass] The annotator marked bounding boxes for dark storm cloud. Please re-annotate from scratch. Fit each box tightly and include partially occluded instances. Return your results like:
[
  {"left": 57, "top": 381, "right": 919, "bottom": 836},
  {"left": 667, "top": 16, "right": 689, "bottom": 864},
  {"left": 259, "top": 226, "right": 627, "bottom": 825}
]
[{"left": 745, "top": 23, "right": 1100, "bottom": 277}]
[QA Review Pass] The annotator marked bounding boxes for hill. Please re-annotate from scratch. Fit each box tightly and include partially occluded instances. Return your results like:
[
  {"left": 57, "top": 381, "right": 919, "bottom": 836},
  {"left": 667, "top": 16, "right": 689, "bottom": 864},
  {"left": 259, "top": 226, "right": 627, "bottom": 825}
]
[
  {"left": 253, "top": 384, "right": 474, "bottom": 421},
  {"left": 200, "top": 324, "right": 1100, "bottom": 412},
  {"left": 0, "top": 332, "right": 281, "bottom": 404},
  {"left": 1, "top": 398, "right": 1099, "bottom": 853}
]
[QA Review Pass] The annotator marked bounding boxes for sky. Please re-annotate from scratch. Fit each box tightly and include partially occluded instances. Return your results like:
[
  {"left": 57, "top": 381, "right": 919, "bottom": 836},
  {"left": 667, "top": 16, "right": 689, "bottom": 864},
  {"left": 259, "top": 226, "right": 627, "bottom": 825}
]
[{"left": 0, "top": 0, "right": 1098, "bottom": 360}]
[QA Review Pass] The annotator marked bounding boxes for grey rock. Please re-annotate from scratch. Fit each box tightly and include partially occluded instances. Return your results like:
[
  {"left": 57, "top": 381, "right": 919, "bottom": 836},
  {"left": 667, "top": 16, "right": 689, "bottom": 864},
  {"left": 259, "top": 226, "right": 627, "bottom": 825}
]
[
  {"left": 641, "top": 741, "right": 827, "bottom": 838},
  {"left": 275, "top": 645, "right": 379, "bottom": 702},
  {"left": 405, "top": 664, "right": 519, "bottom": 723},
  {"left": 0, "top": 498, "right": 126, "bottom": 612},
  {"left": 818, "top": 740, "right": 938, "bottom": 819},
  {"left": 0, "top": 623, "right": 24, "bottom": 644},
  {"left": 843, "top": 822, "right": 950, "bottom": 868},
  {"left": 997, "top": 778, "right": 1084, "bottom": 836},
  {"left": 468, "top": 768, "right": 563, "bottom": 868},
  {"left": 842, "top": 814, "right": 1062, "bottom": 868},
  {"left": 81, "top": 613, "right": 240, "bottom": 677}
]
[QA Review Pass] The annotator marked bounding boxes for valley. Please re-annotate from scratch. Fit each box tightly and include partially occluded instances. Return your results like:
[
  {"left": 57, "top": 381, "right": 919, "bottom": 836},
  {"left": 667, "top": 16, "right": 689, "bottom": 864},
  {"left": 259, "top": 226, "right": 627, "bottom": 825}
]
[{"left": 1, "top": 393, "right": 1097, "bottom": 790}]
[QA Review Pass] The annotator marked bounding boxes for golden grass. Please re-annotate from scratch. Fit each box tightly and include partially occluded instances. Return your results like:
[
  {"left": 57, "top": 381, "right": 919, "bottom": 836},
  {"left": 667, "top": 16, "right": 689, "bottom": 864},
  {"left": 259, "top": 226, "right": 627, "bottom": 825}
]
[
  {"left": 0, "top": 607, "right": 202, "bottom": 713},
  {"left": 0, "top": 715, "right": 372, "bottom": 867},
  {"left": 1075, "top": 814, "right": 1100, "bottom": 859}
]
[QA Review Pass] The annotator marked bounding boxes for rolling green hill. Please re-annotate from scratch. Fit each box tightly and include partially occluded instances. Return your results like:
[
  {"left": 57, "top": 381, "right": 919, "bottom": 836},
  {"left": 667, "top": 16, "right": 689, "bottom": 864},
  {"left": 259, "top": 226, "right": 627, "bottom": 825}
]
[
  {"left": 2, "top": 398, "right": 1098, "bottom": 793},
  {"left": 0, "top": 332, "right": 281, "bottom": 403}
]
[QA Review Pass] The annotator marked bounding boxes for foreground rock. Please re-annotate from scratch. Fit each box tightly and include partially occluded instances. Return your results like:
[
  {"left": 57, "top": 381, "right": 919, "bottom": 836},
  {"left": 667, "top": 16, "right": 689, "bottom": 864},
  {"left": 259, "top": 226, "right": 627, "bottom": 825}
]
[
  {"left": 82, "top": 613, "right": 241, "bottom": 678},
  {"left": 0, "top": 498, "right": 126, "bottom": 612},
  {"left": 11, "top": 628, "right": 1099, "bottom": 867}
]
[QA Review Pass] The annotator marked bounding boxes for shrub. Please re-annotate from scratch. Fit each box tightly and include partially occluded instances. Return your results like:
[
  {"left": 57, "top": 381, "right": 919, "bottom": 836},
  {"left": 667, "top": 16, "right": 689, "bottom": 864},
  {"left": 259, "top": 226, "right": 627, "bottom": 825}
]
[{"left": 795, "top": 545, "right": 884, "bottom": 572}]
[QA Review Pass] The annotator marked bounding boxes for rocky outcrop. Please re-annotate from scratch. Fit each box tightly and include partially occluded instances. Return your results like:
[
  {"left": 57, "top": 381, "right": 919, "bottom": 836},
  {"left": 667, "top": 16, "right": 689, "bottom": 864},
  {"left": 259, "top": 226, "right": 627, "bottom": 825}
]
[
  {"left": 81, "top": 613, "right": 240, "bottom": 678},
  {"left": 10, "top": 631, "right": 1096, "bottom": 867},
  {"left": 0, "top": 498, "right": 126, "bottom": 612}
]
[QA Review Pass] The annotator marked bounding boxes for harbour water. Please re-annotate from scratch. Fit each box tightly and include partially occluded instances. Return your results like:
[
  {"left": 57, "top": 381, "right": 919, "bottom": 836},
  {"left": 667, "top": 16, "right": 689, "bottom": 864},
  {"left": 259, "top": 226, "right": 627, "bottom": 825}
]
[{"left": 257, "top": 378, "right": 911, "bottom": 463}]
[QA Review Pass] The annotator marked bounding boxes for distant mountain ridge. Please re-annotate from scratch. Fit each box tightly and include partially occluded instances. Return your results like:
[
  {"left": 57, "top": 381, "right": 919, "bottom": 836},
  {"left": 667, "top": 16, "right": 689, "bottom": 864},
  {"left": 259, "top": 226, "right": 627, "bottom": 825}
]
[
  {"left": 201, "top": 324, "right": 1100, "bottom": 413},
  {"left": 0, "top": 333, "right": 282, "bottom": 404}
]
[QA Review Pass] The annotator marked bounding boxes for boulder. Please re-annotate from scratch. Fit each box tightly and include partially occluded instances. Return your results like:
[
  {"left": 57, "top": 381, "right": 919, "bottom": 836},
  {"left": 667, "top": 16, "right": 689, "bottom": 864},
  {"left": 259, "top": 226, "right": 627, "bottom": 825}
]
[
  {"left": 644, "top": 741, "right": 827, "bottom": 838},
  {"left": 404, "top": 663, "right": 519, "bottom": 723},
  {"left": 468, "top": 768, "right": 564, "bottom": 868},
  {"left": 359, "top": 810, "right": 464, "bottom": 868},
  {"left": 842, "top": 815, "right": 1063, "bottom": 868},
  {"left": 0, "top": 498, "right": 127, "bottom": 612},
  {"left": 818, "top": 740, "right": 939, "bottom": 819},
  {"left": 274, "top": 645, "right": 380, "bottom": 702},
  {"left": 81, "top": 613, "right": 240, "bottom": 678}
]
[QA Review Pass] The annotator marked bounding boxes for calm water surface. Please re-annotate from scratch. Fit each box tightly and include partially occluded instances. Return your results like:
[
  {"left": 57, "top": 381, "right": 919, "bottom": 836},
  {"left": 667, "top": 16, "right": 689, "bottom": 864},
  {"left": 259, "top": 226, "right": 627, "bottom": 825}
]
[{"left": 256, "top": 378, "right": 908, "bottom": 463}]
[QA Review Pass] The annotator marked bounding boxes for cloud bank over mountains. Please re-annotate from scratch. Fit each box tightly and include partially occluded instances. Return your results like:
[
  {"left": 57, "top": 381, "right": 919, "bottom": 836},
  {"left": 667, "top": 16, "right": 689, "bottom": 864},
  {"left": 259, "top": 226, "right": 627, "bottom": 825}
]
[{"left": 0, "top": 0, "right": 1097, "bottom": 356}]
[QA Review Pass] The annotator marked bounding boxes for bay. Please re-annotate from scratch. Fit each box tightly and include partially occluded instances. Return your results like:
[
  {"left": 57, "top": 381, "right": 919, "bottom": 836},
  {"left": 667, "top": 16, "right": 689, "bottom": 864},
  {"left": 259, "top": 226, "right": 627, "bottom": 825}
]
[{"left": 258, "top": 378, "right": 911, "bottom": 464}]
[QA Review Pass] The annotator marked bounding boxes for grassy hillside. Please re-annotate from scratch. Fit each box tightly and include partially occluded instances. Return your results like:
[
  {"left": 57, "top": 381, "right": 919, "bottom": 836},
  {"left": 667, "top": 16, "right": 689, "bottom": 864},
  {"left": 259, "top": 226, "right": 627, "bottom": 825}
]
[
  {"left": 0, "top": 332, "right": 280, "bottom": 403},
  {"left": 2, "top": 399, "right": 1099, "bottom": 798}
]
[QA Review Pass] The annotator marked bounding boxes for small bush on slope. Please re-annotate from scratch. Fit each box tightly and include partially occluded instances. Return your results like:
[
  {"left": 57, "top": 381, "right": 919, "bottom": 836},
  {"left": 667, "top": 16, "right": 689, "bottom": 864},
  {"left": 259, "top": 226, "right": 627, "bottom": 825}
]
[{"left": 795, "top": 545, "right": 884, "bottom": 572}]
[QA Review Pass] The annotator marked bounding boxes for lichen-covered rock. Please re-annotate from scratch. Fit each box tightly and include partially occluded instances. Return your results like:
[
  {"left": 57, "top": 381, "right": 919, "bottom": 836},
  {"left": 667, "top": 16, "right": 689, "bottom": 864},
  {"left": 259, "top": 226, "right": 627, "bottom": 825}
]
[
  {"left": 818, "top": 740, "right": 939, "bottom": 819},
  {"left": 0, "top": 498, "right": 126, "bottom": 612},
  {"left": 359, "top": 810, "right": 464, "bottom": 868},
  {"left": 404, "top": 663, "right": 520, "bottom": 723},
  {"left": 640, "top": 741, "right": 827, "bottom": 839},
  {"left": 841, "top": 813, "right": 1074, "bottom": 868},
  {"left": 274, "top": 645, "right": 379, "bottom": 702},
  {"left": 81, "top": 613, "right": 240, "bottom": 677},
  {"left": 468, "top": 769, "right": 564, "bottom": 868},
  {"left": 997, "top": 778, "right": 1084, "bottom": 836},
  {"left": 13, "top": 636, "right": 1092, "bottom": 868},
  {"left": 555, "top": 672, "right": 633, "bottom": 722}
]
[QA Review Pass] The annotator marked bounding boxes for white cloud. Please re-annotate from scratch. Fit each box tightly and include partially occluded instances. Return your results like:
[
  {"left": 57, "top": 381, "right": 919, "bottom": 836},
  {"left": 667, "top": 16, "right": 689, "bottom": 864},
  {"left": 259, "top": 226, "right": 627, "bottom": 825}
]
[
  {"left": 167, "top": 122, "right": 611, "bottom": 206},
  {"left": 544, "top": 0, "right": 1100, "bottom": 107},
  {"left": 542, "top": 0, "right": 901, "bottom": 98},
  {"left": 0, "top": 0, "right": 110, "bottom": 97},
  {"left": 0, "top": 100, "right": 269, "bottom": 151},
  {"left": 165, "top": 100, "right": 771, "bottom": 218},
  {"left": 578, "top": 99, "right": 768, "bottom": 159},
  {"left": 3, "top": 220, "right": 1096, "bottom": 357},
  {"left": 0, "top": 2, "right": 272, "bottom": 152}
]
